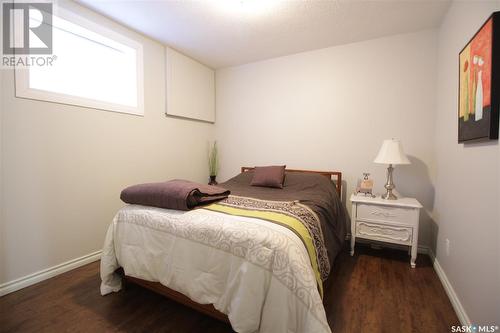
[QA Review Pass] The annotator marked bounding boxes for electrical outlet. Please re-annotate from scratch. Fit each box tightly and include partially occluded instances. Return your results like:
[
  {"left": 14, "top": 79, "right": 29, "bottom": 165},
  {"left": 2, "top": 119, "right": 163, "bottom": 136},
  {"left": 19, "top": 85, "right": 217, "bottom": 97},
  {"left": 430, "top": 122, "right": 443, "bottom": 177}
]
[{"left": 445, "top": 239, "right": 450, "bottom": 256}]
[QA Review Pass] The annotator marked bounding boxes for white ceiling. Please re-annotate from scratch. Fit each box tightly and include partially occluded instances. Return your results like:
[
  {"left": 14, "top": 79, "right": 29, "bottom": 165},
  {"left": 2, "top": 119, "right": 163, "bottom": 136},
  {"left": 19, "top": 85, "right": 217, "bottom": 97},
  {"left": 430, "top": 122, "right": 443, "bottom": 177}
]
[{"left": 76, "top": 0, "right": 451, "bottom": 69}]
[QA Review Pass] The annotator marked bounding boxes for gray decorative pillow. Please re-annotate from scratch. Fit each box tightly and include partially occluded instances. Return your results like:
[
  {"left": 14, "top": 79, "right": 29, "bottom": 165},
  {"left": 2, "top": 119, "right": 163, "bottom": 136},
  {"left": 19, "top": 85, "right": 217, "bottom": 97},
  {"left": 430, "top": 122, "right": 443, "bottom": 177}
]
[{"left": 250, "top": 165, "right": 286, "bottom": 188}]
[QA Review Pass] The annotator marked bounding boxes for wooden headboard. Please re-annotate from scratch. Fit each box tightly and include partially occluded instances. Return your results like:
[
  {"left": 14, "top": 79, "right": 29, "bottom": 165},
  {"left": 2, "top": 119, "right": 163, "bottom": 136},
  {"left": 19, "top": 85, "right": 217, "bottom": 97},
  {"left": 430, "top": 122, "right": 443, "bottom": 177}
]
[{"left": 241, "top": 167, "right": 342, "bottom": 199}]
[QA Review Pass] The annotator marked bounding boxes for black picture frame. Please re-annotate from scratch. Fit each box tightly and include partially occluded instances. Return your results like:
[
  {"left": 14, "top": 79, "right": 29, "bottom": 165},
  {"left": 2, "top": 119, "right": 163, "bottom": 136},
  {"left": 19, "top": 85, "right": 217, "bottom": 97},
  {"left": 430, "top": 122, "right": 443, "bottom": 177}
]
[{"left": 458, "top": 11, "right": 500, "bottom": 143}]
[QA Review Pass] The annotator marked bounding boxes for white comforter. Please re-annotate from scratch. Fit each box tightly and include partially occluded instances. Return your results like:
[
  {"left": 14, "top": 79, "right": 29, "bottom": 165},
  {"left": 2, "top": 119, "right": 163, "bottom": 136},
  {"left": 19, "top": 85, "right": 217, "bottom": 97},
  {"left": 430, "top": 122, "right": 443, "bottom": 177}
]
[{"left": 100, "top": 205, "right": 331, "bottom": 333}]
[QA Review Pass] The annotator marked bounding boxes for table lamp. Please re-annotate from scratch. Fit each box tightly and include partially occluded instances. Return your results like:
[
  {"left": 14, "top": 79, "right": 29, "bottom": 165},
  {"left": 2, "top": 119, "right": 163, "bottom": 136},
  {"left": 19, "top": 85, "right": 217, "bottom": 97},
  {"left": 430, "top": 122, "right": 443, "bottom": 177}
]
[{"left": 374, "top": 139, "right": 410, "bottom": 200}]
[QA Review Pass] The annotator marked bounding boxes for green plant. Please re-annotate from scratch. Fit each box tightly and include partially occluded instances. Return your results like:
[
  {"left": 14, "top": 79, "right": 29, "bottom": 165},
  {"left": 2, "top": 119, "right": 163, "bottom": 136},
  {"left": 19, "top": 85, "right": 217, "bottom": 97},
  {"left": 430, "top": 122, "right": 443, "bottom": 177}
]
[{"left": 208, "top": 141, "right": 219, "bottom": 177}]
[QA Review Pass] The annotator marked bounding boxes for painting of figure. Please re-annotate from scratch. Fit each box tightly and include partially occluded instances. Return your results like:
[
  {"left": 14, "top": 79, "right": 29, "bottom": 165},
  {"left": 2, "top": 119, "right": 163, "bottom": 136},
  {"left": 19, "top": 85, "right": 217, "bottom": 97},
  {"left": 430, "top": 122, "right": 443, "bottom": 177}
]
[{"left": 458, "top": 13, "right": 499, "bottom": 142}]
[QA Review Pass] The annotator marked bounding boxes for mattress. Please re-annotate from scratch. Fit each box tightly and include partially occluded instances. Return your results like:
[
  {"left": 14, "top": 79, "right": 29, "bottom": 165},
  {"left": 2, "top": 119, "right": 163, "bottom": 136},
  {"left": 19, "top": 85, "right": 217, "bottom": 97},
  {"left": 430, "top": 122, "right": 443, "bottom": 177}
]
[{"left": 100, "top": 171, "right": 346, "bottom": 333}]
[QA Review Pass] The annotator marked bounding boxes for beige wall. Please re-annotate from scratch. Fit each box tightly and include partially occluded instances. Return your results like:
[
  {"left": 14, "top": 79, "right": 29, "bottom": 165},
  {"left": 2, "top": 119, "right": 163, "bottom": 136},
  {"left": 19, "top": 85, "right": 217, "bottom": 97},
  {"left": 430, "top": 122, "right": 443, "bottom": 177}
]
[
  {"left": 433, "top": 1, "right": 500, "bottom": 323},
  {"left": 215, "top": 30, "right": 438, "bottom": 248},
  {"left": 0, "top": 1, "right": 214, "bottom": 284}
]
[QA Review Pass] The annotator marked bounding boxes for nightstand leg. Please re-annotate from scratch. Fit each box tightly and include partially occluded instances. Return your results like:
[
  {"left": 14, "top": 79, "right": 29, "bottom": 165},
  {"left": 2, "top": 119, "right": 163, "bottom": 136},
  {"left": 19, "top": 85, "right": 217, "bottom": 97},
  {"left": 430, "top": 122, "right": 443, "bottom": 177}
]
[
  {"left": 410, "top": 245, "right": 417, "bottom": 268},
  {"left": 410, "top": 215, "right": 419, "bottom": 268},
  {"left": 350, "top": 202, "right": 356, "bottom": 256},
  {"left": 350, "top": 234, "right": 355, "bottom": 256}
]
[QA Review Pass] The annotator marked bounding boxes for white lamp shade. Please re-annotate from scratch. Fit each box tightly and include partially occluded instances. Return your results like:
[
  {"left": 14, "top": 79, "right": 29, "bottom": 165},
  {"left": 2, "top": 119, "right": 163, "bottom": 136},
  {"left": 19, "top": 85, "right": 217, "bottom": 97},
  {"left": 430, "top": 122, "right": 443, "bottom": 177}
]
[{"left": 374, "top": 139, "right": 410, "bottom": 165}]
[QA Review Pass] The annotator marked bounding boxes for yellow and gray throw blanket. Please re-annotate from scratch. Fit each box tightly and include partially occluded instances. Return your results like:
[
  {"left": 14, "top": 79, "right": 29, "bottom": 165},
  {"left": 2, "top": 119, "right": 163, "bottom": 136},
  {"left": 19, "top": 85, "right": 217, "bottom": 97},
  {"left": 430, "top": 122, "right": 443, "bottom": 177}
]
[{"left": 204, "top": 195, "right": 330, "bottom": 297}]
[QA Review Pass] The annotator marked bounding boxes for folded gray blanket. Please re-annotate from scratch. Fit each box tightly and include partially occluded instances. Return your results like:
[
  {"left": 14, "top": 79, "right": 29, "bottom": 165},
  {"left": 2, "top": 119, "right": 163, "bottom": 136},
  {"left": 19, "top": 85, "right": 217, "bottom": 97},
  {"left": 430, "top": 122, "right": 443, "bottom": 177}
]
[{"left": 120, "top": 179, "right": 230, "bottom": 211}]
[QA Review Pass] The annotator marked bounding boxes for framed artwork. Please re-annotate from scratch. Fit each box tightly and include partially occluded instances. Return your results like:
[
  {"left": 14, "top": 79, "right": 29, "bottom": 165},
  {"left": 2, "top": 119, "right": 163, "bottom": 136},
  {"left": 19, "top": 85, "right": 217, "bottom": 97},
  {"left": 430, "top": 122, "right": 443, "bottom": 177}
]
[{"left": 458, "top": 12, "right": 500, "bottom": 143}]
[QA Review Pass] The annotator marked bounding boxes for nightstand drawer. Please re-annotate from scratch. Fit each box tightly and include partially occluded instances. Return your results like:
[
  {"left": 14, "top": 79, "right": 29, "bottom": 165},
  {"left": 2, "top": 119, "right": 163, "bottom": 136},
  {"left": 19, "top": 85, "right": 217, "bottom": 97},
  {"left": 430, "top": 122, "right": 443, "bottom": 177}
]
[
  {"left": 355, "top": 221, "right": 413, "bottom": 245},
  {"left": 356, "top": 203, "right": 414, "bottom": 224}
]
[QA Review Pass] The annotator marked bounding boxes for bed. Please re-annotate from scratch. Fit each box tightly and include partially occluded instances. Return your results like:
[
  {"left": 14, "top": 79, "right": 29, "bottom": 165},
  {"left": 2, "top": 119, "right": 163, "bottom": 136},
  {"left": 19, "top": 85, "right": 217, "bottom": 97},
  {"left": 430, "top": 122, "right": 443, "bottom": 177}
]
[{"left": 100, "top": 167, "right": 346, "bottom": 333}]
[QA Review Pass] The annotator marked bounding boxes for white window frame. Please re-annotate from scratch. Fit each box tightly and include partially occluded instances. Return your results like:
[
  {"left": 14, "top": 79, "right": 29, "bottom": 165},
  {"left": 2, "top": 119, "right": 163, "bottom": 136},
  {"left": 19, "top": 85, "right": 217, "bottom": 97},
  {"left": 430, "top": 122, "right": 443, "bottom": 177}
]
[{"left": 15, "top": 7, "right": 144, "bottom": 116}]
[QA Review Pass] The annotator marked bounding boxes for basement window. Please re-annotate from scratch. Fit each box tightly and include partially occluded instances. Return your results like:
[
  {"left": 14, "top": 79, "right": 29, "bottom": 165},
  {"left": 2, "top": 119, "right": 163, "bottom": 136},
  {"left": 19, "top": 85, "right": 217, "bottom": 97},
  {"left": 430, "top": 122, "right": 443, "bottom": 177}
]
[{"left": 15, "top": 7, "right": 144, "bottom": 116}]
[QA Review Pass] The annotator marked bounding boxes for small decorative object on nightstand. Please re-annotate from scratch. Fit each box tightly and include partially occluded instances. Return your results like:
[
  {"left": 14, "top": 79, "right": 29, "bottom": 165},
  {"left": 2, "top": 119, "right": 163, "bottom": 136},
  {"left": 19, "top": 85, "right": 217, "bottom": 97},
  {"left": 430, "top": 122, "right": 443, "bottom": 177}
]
[
  {"left": 356, "top": 173, "right": 375, "bottom": 197},
  {"left": 374, "top": 138, "right": 410, "bottom": 200},
  {"left": 350, "top": 194, "right": 422, "bottom": 268}
]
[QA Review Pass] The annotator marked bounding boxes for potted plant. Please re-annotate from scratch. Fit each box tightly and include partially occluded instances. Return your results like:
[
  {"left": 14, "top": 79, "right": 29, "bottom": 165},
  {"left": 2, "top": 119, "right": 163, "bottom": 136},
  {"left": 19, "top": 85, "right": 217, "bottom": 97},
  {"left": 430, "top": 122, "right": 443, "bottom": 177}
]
[{"left": 208, "top": 141, "right": 219, "bottom": 185}]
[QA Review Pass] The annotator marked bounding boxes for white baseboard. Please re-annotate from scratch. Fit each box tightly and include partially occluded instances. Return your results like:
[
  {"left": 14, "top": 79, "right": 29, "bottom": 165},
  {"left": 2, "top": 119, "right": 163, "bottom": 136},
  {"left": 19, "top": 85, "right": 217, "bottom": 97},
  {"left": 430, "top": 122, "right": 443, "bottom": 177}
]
[
  {"left": 427, "top": 249, "right": 471, "bottom": 326},
  {"left": 417, "top": 245, "right": 429, "bottom": 254},
  {"left": 0, "top": 250, "right": 101, "bottom": 297}
]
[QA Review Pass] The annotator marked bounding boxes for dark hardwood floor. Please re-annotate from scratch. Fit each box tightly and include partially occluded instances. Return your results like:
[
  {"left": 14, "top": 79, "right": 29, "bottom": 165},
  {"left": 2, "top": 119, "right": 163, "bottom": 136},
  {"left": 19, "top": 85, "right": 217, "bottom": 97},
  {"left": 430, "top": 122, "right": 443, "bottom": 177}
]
[{"left": 0, "top": 244, "right": 459, "bottom": 333}]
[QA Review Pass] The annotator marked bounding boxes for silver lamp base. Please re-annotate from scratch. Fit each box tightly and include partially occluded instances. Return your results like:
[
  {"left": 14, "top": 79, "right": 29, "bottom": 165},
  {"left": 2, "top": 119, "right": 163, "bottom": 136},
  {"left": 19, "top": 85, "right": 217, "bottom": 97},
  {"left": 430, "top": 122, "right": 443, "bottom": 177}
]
[{"left": 382, "top": 164, "right": 398, "bottom": 200}]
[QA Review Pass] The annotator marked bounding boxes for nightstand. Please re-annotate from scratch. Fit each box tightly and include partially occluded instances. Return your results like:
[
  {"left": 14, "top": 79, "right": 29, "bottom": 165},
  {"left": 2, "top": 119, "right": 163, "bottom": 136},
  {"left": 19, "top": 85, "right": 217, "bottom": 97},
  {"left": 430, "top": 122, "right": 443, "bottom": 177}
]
[{"left": 350, "top": 194, "right": 422, "bottom": 268}]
